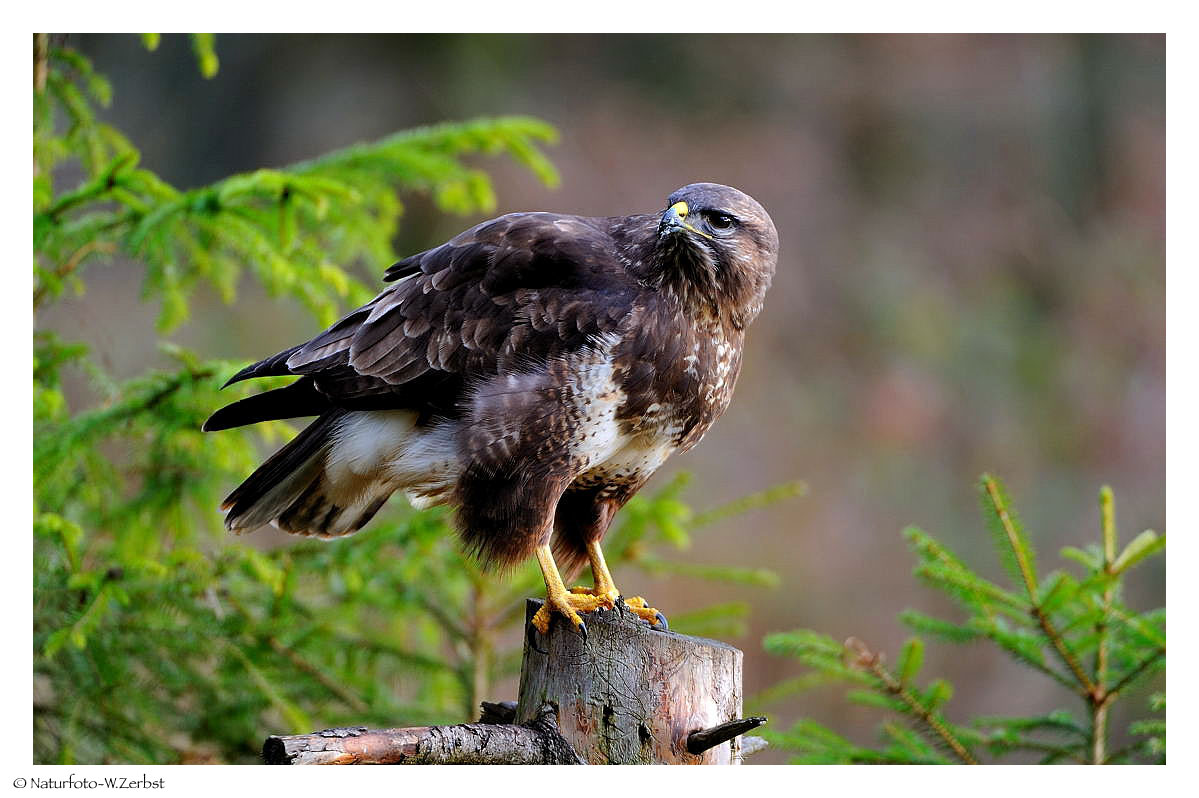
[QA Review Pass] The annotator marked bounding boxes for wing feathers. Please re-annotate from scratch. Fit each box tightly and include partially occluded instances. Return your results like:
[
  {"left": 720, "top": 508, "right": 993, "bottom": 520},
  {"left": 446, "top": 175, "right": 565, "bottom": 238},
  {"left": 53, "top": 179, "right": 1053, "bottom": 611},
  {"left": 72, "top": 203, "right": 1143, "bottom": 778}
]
[
  {"left": 285, "top": 307, "right": 371, "bottom": 370},
  {"left": 403, "top": 315, "right": 431, "bottom": 338},
  {"left": 212, "top": 211, "right": 640, "bottom": 415},
  {"left": 222, "top": 344, "right": 304, "bottom": 388}
]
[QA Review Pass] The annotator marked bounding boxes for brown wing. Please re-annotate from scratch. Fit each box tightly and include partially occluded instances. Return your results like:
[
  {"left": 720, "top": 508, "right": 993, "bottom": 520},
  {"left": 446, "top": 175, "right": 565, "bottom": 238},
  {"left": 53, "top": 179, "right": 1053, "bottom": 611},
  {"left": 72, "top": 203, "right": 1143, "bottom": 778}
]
[{"left": 218, "top": 212, "right": 639, "bottom": 421}]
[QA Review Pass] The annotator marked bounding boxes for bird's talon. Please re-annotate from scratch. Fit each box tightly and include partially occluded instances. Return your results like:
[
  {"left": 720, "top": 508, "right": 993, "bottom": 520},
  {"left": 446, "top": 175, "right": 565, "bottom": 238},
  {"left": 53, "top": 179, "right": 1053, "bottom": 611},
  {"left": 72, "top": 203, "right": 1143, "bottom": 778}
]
[
  {"left": 619, "top": 596, "right": 666, "bottom": 627},
  {"left": 530, "top": 605, "right": 552, "bottom": 636},
  {"left": 570, "top": 585, "right": 621, "bottom": 610},
  {"left": 529, "top": 589, "right": 600, "bottom": 649}
]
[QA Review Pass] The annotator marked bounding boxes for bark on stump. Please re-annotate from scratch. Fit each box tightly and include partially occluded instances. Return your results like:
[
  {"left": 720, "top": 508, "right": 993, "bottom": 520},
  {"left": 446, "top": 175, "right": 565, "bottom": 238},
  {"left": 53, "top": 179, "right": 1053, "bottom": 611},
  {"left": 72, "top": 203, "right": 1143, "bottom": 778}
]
[{"left": 516, "top": 599, "right": 746, "bottom": 764}]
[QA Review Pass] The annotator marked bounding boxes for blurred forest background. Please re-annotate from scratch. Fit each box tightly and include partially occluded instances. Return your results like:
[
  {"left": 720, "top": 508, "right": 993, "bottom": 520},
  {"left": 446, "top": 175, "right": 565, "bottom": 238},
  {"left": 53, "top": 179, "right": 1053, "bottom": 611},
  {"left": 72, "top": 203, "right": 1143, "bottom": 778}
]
[{"left": 43, "top": 34, "right": 1164, "bottom": 763}]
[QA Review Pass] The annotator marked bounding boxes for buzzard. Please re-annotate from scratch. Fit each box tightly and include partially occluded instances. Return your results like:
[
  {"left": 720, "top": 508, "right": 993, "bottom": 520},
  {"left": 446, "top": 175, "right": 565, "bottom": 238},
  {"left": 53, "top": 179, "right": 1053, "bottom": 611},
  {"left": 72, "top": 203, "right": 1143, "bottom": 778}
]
[{"left": 204, "top": 182, "right": 778, "bottom": 638}]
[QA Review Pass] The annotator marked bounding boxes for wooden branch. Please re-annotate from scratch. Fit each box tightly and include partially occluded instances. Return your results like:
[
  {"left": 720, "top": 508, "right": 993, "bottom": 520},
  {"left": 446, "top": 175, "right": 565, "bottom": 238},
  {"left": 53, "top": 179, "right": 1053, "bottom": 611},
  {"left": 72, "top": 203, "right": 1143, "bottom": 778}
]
[
  {"left": 263, "top": 703, "right": 581, "bottom": 765},
  {"left": 687, "top": 716, "right": 766, "bottom": 754}
]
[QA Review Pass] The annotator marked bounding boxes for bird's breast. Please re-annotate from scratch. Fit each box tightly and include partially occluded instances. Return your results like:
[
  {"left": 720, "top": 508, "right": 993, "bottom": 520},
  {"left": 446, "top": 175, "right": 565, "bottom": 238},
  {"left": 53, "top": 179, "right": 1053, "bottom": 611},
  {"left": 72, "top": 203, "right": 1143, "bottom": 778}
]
[{"left": 612, "top": 314, "right": 742, "bottom": 452}]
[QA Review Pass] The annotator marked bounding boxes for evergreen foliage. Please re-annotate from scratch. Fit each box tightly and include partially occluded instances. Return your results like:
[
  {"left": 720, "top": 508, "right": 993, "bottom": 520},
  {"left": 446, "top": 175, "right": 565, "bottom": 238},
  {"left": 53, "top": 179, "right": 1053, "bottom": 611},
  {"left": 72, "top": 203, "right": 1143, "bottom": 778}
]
[
  {"left": 757, "top": 475, "right": 1165, "bottom": 764},
  {"left": 32, "top": 35, "right": 801, "bottom": 764}
]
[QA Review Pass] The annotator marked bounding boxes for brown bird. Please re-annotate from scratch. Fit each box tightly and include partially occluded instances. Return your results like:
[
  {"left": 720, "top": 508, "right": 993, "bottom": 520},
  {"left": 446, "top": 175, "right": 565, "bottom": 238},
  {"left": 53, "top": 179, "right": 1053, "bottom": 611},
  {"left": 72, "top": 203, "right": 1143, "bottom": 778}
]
[{"left": 204, "top": 183, "right": 778, "bottom": 637}]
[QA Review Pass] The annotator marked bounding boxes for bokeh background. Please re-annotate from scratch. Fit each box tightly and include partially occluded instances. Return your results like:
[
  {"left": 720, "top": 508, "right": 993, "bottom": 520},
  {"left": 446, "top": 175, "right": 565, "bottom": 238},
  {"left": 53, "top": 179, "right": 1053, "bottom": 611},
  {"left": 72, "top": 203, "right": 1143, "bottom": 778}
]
[{"left": 51, "top": 34, "right": 1164, "bottom": 763}]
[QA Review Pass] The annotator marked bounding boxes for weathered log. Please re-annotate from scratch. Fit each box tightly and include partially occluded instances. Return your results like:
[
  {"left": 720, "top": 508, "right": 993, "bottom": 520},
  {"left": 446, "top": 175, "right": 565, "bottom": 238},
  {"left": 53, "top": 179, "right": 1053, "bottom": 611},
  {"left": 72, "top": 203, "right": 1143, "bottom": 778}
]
[
  {"left": 516, "top": 598, "right": 751, "bottom": 764},
  {"left": 263, "top": 597, "right": 764, "bottom": 764},
  {"left": 263, "top": 703, "right": 581, "bottom": 764}
]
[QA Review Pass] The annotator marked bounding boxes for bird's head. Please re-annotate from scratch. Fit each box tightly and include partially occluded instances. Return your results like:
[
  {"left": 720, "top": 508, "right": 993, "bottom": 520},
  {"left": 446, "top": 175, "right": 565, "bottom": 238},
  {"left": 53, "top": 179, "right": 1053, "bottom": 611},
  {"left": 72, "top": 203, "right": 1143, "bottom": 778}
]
[{"left": 652, "top": 183, "right": 778, "bottom": 328}]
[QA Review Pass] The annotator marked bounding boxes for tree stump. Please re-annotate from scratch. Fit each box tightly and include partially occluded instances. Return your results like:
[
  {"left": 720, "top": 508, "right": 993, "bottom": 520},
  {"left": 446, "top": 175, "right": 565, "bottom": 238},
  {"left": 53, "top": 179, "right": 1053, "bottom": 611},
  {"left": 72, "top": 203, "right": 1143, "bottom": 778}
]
[
  {"left": 516, "top": 599, "right": 748, "bottom": 764},
  {"left": 263, "top": 598, "right": 763, "bottom": 764}
]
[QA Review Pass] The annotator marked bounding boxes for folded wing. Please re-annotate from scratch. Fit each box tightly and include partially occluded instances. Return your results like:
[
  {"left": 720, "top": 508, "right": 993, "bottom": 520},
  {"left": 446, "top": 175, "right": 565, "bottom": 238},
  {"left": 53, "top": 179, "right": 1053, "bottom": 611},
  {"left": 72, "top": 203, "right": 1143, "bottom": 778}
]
[{"left": 209, "top": 212, "right": 638, "bottom": 427}]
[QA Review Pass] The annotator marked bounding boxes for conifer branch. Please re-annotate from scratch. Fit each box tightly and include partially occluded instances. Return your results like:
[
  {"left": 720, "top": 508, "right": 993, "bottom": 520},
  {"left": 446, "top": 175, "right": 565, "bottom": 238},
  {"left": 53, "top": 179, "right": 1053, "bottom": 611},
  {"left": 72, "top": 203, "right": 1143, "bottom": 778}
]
[
  {"left": 1106, "top": 648, "right": 1166, "bottom": 700},
  {"left": 222, "top": 591, "right": 370, "bottom": 715},
  {"left": 983, "top": 477, "right": 1096, "bottom": 694},
  {"left": 974, "top": 623, "right": 1081, "bottom": 693},
  {"left": 1108, "top": 604, "right": 1165, "bottom": 648},
  {"left": 34, "top": 240, "right": 116, "bottom": 309},
  {"left": 689, "top": 480, "right": 807, "bottom": 528},
  {"left": 463, "top": 578, "right": 495, "bottom": 722},
  {"left": 766, "top": 479, "right": 1164, "bottom": 765},
  {"left": 982, "top": 475, "right": 1039, "bottom": 598},
  {"left": 415, "top": 593, "right": 471, "bottom": 642},
  {"left": 43, "top": 179, "right": 119, "bottom": 221},
  {"left": 1019, "top": 577, "right": 1095, "bottom": 695},
  {"left": 1091, "top": 486, "right": 1117, "bottom": 763},
  {"left": 845, "top": 638, "right": 979, "bottom": 764},
  {"left": 1102, "top": 737, "right": 1159, "bottom": 765},
  {"left": 34, "top": 34, "right": 49, "bottom": 93},
  {"left": 266, "top": 635, "right": 370, "bottom": 715}
]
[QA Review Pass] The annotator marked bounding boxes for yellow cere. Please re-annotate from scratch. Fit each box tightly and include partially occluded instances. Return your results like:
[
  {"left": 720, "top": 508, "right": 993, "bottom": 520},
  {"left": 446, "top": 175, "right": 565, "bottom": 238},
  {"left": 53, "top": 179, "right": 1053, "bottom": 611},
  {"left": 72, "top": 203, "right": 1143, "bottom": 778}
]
[{"left": 671, "top": 200, "right": 714, "bottom": 240}]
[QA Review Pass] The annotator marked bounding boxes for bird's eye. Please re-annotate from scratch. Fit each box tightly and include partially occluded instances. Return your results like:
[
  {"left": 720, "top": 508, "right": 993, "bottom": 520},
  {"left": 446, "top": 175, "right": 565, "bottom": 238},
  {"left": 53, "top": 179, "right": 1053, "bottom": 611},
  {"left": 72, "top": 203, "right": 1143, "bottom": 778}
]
[{"left": 706, "top": 212, "right": 737, "bottom": 232}]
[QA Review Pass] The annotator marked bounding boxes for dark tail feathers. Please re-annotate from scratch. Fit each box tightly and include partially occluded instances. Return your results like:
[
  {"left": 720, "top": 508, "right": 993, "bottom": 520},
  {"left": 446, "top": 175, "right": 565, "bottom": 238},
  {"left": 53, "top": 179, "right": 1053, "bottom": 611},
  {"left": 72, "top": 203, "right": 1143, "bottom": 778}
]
[{"left": 203, "top": 377, "right": 330, "bottom": 432}]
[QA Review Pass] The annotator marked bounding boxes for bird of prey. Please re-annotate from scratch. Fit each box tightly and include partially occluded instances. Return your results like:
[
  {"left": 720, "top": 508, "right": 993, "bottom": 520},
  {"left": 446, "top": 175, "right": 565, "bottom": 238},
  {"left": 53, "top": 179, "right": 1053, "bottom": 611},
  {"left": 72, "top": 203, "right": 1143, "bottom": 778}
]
[{"left": 204, "top": 182, "right": 778, "bottom": 638}]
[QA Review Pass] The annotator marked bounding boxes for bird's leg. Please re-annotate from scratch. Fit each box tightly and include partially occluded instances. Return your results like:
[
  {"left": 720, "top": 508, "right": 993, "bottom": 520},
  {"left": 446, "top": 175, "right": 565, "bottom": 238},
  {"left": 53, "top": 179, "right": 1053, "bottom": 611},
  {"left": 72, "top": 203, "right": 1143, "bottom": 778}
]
[
  {"left": 529, "top": 545, "right": 609, "bottom": 637},
  {"left": 568, "top": 539, "right": 620, "bottom": 607},
  {"left": 571, "top": 540, "right": 668, "bottom": 629}
]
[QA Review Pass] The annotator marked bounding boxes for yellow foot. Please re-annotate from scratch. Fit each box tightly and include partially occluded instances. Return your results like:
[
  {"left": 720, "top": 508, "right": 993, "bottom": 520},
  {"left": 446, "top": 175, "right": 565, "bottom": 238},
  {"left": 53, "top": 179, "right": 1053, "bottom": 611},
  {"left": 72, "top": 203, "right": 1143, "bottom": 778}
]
[
  {"left": 530, "top": 591, "right": 611, "bottom": 635},
  {"left": 568, "top": 584, "right": 620, "bottom": 608},
  {"left": 622, "top": 596, "right": 668, "bottom": 629}
]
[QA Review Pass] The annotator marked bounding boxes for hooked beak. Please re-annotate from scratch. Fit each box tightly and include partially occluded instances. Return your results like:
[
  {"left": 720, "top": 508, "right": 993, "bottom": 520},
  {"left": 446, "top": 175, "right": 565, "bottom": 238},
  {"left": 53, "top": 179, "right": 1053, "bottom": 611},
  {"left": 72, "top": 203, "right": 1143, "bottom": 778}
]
[{"left": 660, "top": 200, "right": 713, "bottom": 240}]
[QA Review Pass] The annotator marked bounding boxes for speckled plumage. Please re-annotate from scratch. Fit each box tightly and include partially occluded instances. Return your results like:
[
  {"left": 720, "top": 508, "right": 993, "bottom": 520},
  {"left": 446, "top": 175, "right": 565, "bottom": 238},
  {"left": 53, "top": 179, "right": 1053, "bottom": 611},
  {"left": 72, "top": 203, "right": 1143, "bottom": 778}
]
[{"left": 205, "top": 183, "right": 778, "bottom": 576}]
